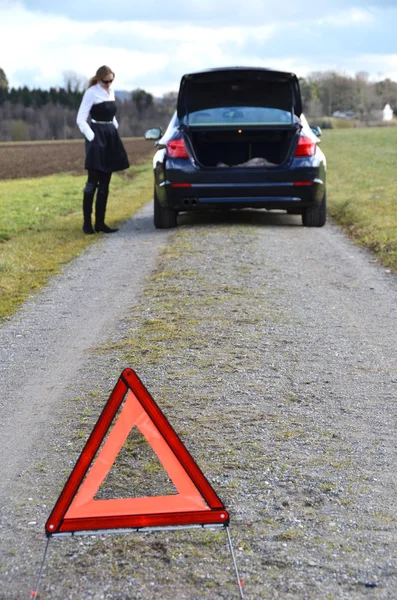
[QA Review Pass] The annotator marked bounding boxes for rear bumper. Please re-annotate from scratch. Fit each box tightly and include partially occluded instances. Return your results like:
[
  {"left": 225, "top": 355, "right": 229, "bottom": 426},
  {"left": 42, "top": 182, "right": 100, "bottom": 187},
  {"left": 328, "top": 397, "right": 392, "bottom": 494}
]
[
  {"left": 159, "top": 180, "right": 325, "bottom": 211},
  {"left": 154, "top": 154, "right": 326, "bottom": 211}
]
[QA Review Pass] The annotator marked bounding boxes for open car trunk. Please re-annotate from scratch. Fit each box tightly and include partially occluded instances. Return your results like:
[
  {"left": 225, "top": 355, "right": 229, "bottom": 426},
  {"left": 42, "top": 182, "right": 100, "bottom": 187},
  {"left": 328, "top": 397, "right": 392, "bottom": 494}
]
[
  {"left": 185, "top": 126, "right": 299, "bottom": 168},
  {"left": 177, "top": 68, "right": 303, "bottom": 168}
]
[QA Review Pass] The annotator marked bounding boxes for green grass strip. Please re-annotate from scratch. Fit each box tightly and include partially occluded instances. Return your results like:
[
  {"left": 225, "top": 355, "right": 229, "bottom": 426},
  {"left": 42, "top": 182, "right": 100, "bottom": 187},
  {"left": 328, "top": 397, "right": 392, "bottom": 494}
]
[
  {"left": 0, "top": 164, "right": 153, "bottom": 320},
  {"left": 322, "top": 127, "right": 397, "bottom": 271}
]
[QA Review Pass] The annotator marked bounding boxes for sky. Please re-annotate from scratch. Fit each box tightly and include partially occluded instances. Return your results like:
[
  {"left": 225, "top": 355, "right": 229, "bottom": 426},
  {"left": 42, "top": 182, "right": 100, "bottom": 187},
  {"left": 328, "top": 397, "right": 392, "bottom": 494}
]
[{"left": 1, "top": 0, "right": 397, "bottom": 96}]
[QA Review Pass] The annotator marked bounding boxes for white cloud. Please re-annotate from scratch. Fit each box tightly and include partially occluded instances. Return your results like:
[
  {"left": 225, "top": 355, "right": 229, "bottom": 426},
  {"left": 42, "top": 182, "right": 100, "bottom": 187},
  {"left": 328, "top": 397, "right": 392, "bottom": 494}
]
[
  {"left": 0, "top": 2, "right": 276, "bottom": 92},
  {"left": 0, "top": 0, "right": 396, "bottom": 95},
  {"left": 318, "top": 7, "right": 374, "bottom": 26},
  {"left": 0, "top": 4, "right": 168, "bottom": 89},
  {"left": 352, "top": 53, "right": 397, "bottom": 81},
  {"left": 20, "top": 0, "right": 343, "bottom": 24}
]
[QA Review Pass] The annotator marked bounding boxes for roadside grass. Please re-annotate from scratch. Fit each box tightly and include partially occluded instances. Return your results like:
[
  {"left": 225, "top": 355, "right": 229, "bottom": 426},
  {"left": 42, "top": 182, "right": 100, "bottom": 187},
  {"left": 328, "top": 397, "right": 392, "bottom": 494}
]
[
  {"left": 0, "top": 163, "right": 153, "bottom": 320},
  {"left": 321, "top": 127, "right": 397, "bottom": 272}
]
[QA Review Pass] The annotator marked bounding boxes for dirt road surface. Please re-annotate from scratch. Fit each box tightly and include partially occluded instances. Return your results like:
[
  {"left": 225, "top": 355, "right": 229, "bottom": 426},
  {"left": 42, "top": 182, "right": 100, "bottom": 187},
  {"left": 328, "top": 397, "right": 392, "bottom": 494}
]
[{"left": 1, "top": 206, "right": 397, "bottom": 599}]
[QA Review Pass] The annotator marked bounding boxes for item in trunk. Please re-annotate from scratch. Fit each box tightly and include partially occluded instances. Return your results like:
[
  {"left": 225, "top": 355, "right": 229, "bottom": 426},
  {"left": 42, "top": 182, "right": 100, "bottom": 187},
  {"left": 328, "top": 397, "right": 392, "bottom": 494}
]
[{"left": 216, "top": 157, "right": 277, "bottom": 168}]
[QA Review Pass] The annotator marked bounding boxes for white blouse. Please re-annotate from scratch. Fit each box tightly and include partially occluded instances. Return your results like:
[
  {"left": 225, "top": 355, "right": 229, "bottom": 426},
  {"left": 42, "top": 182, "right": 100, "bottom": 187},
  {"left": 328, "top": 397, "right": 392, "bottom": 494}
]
[{"left": 76, "top": 83, "right": 119, "bottom": 141}]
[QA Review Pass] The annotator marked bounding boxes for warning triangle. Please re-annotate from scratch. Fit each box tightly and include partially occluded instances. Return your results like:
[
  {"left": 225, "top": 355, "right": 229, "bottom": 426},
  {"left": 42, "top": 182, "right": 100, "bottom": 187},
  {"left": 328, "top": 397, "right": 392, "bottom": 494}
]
[{"left": 46, "top": 369, "right": 229, "bottom": 534}]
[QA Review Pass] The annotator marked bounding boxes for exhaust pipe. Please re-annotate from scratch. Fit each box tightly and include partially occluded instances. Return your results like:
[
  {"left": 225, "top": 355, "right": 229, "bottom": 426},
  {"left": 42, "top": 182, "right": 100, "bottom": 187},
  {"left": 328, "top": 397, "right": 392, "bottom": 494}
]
[{"left": 183, "top": 198, "right": 198, "bottom": 206}]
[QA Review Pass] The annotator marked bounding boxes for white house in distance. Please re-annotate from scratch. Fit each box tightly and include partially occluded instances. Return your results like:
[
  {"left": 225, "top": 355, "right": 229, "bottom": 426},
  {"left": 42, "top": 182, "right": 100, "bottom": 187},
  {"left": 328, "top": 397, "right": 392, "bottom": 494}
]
[{"left": 383, "top": 103, "right": 393, "bottom": 121}]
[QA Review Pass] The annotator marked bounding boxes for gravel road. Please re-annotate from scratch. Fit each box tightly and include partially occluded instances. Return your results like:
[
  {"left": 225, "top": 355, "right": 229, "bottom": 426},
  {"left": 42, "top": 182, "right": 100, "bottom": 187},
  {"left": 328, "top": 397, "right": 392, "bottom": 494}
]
[{"left": 1, "top": 206, "right": 397, "bottom": 600}]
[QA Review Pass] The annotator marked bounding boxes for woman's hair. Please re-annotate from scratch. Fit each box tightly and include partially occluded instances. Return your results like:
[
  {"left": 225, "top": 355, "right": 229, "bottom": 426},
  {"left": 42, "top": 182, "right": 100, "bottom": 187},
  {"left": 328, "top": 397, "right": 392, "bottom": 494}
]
[{"left": 88, "top": 65, "right": 115, "bottom": 88}]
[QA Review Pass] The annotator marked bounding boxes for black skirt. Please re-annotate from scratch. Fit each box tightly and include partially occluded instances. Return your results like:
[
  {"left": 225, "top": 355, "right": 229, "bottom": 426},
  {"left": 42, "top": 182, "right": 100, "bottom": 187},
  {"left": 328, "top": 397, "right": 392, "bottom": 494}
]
[{"left": 85, "top": 123, "right": 130, "bottom": 172}]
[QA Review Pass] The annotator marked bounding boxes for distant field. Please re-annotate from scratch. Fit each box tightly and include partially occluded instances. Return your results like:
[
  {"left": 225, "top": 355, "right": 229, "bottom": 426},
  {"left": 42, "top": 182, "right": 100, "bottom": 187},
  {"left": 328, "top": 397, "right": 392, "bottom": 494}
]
[
  {"left": 0, "top": 137, "right": 154, "bottom": 179},
  {"left": 321, "top": 127, "right": 397, "bottom": 271}
]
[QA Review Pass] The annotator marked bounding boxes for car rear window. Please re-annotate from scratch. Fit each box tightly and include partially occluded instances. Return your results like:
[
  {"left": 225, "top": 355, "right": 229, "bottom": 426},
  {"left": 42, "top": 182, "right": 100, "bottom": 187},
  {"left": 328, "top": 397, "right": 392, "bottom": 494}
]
[{"left": 182, "top": 107, "right": 296, "bottom": 126}]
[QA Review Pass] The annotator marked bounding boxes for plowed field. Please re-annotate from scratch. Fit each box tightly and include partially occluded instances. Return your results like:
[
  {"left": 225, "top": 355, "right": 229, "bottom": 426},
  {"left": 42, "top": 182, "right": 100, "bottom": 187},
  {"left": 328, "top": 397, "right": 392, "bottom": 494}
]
[{"left": 0, "top": 138, "right": 154, "bottom": 179}]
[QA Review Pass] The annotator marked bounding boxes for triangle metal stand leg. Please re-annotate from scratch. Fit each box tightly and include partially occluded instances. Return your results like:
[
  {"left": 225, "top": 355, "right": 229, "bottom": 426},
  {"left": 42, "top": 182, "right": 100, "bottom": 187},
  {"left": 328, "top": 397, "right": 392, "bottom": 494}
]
[
  {"left": 225, "top": 526, "right": 244, "bottom": 598},
  {"left": 31, "top": 537, "right": 51, "bottom": 598}
]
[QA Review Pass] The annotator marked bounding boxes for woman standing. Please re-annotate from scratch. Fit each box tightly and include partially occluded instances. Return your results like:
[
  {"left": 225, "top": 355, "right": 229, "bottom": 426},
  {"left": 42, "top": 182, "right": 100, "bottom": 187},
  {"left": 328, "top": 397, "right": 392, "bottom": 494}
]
[{"left": 76, "top": 65, "right": 130, "bottom": 234}]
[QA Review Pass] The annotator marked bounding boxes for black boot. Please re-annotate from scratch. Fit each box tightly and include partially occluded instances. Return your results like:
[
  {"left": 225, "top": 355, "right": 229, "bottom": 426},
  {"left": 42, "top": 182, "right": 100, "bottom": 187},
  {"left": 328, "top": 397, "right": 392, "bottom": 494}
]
[
  {"left": 95, "top": 185, "right": 118, "bottom": 233},
  {"left": 82, "top": 184, "right": 96, "bottom": 234},
  {"left": 82, "top": 193, "right": 95, "bottom": 234}
]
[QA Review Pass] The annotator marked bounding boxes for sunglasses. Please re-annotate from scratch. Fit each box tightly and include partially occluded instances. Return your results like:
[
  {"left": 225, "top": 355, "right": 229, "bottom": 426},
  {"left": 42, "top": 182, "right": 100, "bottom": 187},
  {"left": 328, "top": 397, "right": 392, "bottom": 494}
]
[{"left": 102, "top": 78, "right": 113, "bottom": 84}]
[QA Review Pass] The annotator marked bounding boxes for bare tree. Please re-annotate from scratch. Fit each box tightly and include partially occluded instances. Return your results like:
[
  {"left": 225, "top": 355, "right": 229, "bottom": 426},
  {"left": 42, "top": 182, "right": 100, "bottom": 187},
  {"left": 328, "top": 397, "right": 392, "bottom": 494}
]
[{"left": 62, "top": 70, "right": 87, "bottom": 93}]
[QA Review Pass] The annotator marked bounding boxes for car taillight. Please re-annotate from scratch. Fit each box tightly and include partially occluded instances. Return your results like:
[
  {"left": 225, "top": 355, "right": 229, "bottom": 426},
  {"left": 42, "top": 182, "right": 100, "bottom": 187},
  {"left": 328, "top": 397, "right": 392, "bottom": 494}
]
[
  {"left": 295, "top": 135, "right": 316, "bottom": 157},
  {"left": 166, "top": 138, "right": 189, "bottom": 158}
]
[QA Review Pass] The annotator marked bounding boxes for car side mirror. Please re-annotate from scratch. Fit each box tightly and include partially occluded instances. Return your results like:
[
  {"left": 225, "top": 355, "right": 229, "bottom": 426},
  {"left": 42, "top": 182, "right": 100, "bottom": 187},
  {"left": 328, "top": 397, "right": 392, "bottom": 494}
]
[
  {"left": 145, "top": 127, "right": 163, "bottom": 141},
  {"left": 310, "top": 125, "right": 322, "bottom": 138}
]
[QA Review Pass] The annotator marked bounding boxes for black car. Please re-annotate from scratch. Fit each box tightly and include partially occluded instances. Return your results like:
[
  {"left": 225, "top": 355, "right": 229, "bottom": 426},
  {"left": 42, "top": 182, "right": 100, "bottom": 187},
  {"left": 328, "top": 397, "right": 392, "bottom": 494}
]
[{"left": 145, "top": 67, "right": 326, "bottom": 229}]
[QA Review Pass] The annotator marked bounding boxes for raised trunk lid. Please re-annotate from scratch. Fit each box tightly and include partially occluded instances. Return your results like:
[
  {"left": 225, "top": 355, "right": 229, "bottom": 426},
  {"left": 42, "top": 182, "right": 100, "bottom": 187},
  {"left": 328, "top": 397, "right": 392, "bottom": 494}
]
[{"left": 177, "top": 67, "right": 302, "bottom": 123}]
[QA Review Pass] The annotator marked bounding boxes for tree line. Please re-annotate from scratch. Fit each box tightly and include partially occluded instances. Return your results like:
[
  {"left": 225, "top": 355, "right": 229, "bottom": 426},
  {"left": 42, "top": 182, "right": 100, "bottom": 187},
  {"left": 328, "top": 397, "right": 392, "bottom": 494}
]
[
  {"left": 0, "top": 68, "right": 177, "bottom": 142},
  {"left": 1, "top": 67, "right": 396, "bottom": 142},
  {"left": 300, "top": 71, "right": 397, "bottom": 125}
]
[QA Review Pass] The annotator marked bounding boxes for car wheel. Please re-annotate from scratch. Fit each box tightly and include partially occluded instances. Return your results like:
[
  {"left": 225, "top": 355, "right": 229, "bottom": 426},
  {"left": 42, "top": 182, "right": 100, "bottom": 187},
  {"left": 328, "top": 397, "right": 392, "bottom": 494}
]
[
  {"left": 302, "top": 191, "right": 327, "bottom": 227},
  {"left": 154, "top": 188, "right": 177, "bottom": 229}
]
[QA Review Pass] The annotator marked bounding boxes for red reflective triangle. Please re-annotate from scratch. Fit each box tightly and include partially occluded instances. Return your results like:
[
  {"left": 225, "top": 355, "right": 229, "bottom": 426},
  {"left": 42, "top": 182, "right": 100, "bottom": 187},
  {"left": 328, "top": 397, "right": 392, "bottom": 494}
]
[{"left": 46, "top": 369, "right": 229, "bottom": 534}]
